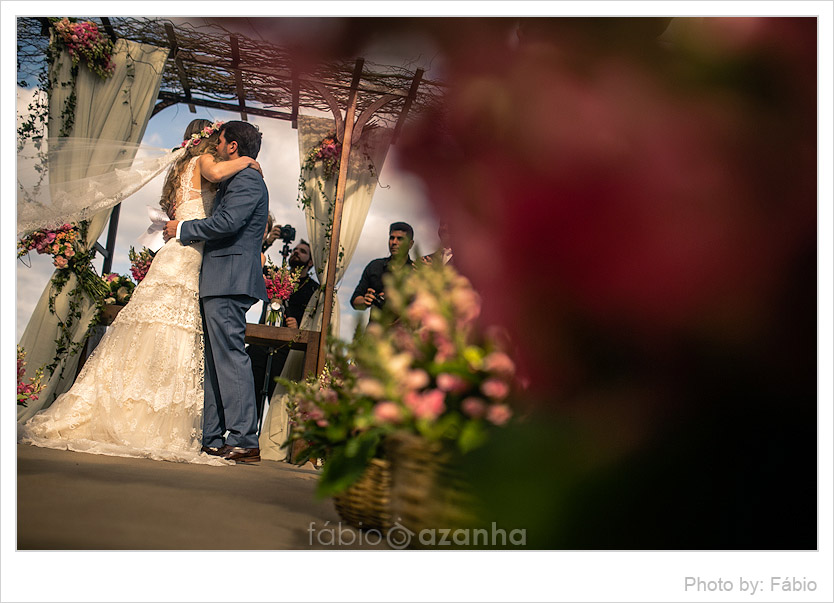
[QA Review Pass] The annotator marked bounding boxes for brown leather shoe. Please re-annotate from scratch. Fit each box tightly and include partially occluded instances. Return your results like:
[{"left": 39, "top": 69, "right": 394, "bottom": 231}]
[
  {"left": 201, "top": 445, "right": 224, "bottom": 456},
  {"left": 220, "top": 446, "right": 260, "bottom": 463}
]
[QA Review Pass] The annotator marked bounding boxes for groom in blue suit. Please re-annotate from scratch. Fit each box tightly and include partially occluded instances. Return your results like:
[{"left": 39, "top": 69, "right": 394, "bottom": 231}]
[{"left": 164, "top": 121, "right": 268, "bottom": 463}]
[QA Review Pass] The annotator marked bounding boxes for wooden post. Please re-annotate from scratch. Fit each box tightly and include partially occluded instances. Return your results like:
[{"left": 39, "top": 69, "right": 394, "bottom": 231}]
[{"left": 316, "top": 58, "right": 364, "bottom": 375}]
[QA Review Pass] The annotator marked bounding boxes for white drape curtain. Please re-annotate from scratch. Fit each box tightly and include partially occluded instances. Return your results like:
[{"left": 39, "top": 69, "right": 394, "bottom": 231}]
[
  {"left": 18, "top": 39, "right": 169, "bottom": 422},
  {"left": 258, "top": 114, "right": 393, "bottom": 460}
]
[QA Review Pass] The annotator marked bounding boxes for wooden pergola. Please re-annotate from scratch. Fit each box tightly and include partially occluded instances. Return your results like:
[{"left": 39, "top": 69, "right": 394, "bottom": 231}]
[{"left": 18, "top": 16, "right": 444, "bottom": 376}]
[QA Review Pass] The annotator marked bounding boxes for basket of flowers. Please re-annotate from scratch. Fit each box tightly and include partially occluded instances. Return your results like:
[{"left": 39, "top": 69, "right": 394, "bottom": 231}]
[
  {"left": 282, "top": 339, "right": 393, "bottom": 532},
  {"left": 351, "top": 259, "right": 517, "bottom": 541}
]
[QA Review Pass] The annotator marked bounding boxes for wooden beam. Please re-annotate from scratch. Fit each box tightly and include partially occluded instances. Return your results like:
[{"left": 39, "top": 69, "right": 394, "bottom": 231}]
[
  {"left": 392, "top": 68, "right": 424, "bottom": 145},
  {"left": 316, "top": 58, "right": 364, "bottom": 374},
  {"left": 352, "top": 94, "right": 398, "bottom": 145},
  {"left": 229, "top": 35, "right": 248, "bottom": 121},
  {"left": 164, "top": 23, "right": 196, "bottom": 113},
  {"left": 99, "top": 17, "right": 118, "bottom": 42},
  {"left": 309, "top": 82, "right": 345, "bottom": 142},
  {"left": 151, "top": 94, "right": 180, "bottom": 117},
  {"left": 154, "top": 91, "right": 294, "bottom": 121},
  {"left": 176, "top": 49, "right": 416, "bottom": 99},
  {"left": 290, "top": 65, "right": 300, "bottom": 129}
]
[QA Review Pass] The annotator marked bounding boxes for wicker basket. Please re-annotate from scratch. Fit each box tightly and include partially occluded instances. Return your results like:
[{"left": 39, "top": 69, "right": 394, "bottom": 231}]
[
  {"left": 332, "top": 458, "right": 393, "bottom": 532},
  {"left": 387, "top": 432, "right": 477, "bottom": 546}
]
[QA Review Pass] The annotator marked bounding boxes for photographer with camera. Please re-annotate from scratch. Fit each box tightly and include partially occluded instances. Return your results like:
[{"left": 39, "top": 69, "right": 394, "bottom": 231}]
[
  {"left": 351, "top": 221, "right": 415, "bottom": 323},
  {"left": 249, "top": 231, "right": 318, "bottom": 429}
]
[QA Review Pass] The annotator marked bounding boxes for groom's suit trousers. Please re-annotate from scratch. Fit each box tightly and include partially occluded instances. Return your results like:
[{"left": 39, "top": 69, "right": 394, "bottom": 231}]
[{"left": 201, "top": 294, "right": 260, "bottom": 448}]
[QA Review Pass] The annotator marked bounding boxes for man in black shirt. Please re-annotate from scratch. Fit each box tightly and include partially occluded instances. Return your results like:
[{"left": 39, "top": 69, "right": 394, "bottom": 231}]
[
  {"left": 249, "top": 239, "right": 318, "bottom": 427},
  {"left": 351, "top": 221, "right": 414, "bottom": 321}
]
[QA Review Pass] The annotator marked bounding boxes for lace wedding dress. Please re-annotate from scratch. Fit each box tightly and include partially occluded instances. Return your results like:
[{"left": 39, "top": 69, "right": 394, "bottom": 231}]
[{"left": 20, "top": 157, "right": 230, "bottom": 466}]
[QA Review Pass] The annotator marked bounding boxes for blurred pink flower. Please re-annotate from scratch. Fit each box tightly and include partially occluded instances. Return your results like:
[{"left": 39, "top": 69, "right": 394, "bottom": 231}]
[
  {"left": 437, "top": 373, "right": 469, "bottom": 393},
  {"left": 422, "top": 312, "right": 448, "bottom": 335},
  {"left": 481, "top": 378, "right": 509, "bottom": 400},
  {"left": 53, "top": 256, "right": 68, "bottom": 269},
  {"left": 405, "top": 389, "right": 446, "bottom": 421},
  {"left": 450, "top": 284, "right": 481, "bottom": 325},
  {"left": 403, "top": 369, "right": 430, "bottom": 390},
  {"left": 487, "top": 404, "right": 512, "bottom": 426},
  {"left": 484, "top": 351, "right": 516, "bottom": 379},
  {"left": 373, "top": 401, "right": 403, "bottom": 424},
  {"left": 462, "top": 397, "right": 487, "bottom": 419},
  {"left": 356, "top": 377, "right": 386, "bottom": 399}
]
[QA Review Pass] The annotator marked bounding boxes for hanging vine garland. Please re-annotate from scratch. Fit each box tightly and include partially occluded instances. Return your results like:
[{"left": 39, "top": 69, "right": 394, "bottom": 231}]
[
  {"left": 18, "top": 18, "right": 115, "bottom": 145},
  {"left": 17, "top": 222, "right": 110, "bottom": 387},
  {"left": 16, "top": 18, "right": 117, "bottom": 396}
]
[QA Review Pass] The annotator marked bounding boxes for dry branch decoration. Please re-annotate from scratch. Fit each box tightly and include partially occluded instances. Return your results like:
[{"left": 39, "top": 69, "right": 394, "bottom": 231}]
[{"left": 18, "top": 17, "right": 445, "bottom": 129}]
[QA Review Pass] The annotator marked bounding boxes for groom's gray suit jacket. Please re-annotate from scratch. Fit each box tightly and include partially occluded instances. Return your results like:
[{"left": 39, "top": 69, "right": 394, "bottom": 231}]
[
  {"left": 180, "top": 167, "right": 269, "bottom": 301},
  {"left": 178, "top": 166, "right": 268, "bottom": 449}
]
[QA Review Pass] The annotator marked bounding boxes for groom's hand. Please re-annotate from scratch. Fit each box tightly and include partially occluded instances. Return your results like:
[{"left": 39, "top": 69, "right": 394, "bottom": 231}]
[{"left": 163, "top": 220, "right": 180, "bottom": 242}]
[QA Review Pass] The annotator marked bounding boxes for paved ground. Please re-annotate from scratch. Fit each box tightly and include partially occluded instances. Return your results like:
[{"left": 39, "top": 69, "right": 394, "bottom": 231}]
[{"left": 17, "top": 444, "right": 387, "bottom": 550}]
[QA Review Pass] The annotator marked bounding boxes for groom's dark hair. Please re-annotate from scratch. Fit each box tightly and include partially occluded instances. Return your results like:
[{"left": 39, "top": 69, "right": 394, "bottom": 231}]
[{"left": 221, "top": 121, "right": 262, "bottom": 159}]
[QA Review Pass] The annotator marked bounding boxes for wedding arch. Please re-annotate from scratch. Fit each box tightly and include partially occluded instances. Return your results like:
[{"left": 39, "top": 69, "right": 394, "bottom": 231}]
[{"left": 16, "top": 17, "right": 443, "bottom": 426}]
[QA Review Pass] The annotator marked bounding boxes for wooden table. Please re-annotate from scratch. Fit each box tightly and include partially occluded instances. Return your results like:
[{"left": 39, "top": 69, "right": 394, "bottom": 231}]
[{"left": 77, "top": 304, "right": 321, "bottom": 380}]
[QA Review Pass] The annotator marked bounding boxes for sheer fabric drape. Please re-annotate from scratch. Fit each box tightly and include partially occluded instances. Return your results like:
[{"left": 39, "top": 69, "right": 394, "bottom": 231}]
[
  {"left": 18, "top": 39, "right": 169, "bottom": 422},
  {"left": 258, "top": 114, "right": 392, "bottom": 460}
]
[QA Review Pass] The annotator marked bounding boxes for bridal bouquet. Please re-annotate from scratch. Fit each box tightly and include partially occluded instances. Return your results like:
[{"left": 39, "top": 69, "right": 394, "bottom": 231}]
[
  {"left": 263, "top": 258, "right": 301, "bottom": 325},
  {"left": 17, "top": 346, "right": 45, "bottom": 407}
]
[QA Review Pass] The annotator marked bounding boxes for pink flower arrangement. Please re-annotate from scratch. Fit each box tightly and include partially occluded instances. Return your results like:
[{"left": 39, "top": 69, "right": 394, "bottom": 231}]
[
  {"left": 101, "top": 272, "right": 135, "bottom": 305},
  {"left": 17, "top": 223, "right": 80, "bottom": 269},
  {"left": 263, "top": 258, "right": 301, "bottom": 304},
  {"left": 128, "top": 246, "right": 155, "bottom": 283},
  {"left": 282, "top": 262, "right": 517, "bottom": 498},
  {"left": 52, "top": 18, "right": 115, "bottom": 79},
  {"left": 17, "top": 346, "right": 45, "bottom": 407},
  {"left": 302, "top": 134, "right": 343, "bottom": 180},
  {"left": 351, "top": 260, "right": 517, "bottom": 450}
]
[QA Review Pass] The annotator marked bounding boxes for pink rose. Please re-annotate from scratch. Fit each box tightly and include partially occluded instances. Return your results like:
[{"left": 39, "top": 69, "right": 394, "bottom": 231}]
[
  {"left": 437, "top": 373, "right": 469, "bottom": 394},
  {"left": 461, "top": 397, "right": 487, "bottom": 419},
  {"left": 423, "top": 312, "right": 448, "bottom": 334},
  {"left": 486, "top": 404, "right": 512, "bottom": 426},
  {"left": 484, "top": 352, "right": 516, "bottom": 379},
  {"left": 373, "top": 401, "right": 403, "bottom": 424},
  {"left": 53, "top": 256, "right": 68, "bottom": 269},
  {"left": 481, "top": 378, "right": 509, "bottom": 400},
  {"left": 405, "top": 389, "right": 446, "bottom": 421},
  {"left": 356, "top": 378, "right": 386, "bottom": 399},
  {"left": 403, "top": 369, "right": 430, "bottom": 391}
]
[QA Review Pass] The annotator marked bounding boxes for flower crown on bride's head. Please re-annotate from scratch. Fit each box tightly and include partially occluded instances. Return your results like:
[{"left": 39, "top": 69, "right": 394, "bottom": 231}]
[{"left": 180, "top": 120, "right": 224, "bottom": 149}]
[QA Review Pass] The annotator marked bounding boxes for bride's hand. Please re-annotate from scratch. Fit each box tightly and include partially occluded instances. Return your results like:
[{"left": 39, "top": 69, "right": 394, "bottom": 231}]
[{"left": 248, "top": 159, "right": 262, "bottom": 176}]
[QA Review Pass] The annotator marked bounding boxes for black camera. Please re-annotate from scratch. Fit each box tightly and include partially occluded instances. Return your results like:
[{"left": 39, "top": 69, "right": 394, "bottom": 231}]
[{"left": 279, "top": 225, "right": 296, "bottom": 244}]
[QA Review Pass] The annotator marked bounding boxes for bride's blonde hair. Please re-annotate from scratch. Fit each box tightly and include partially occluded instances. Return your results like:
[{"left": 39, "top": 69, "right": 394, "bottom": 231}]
[{"left": 159, "top": 119, "right": 222, "bottom": 218}]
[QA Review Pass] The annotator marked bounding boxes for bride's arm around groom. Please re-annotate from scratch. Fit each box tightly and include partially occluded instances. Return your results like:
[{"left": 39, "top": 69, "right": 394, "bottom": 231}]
[{"left": 164, "top": 120, "right": 269, "bottom": 463}]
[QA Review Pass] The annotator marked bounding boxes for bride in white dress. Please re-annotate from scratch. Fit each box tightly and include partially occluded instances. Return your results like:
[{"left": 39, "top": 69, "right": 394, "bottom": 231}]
[{"left": 19, "top": 120, "right": 261, "bottom": 466}]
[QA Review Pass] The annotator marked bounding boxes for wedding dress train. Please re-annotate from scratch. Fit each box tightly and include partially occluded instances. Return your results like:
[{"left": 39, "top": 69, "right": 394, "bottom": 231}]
[{"left": 20, "top": 157, "right": 230, "bottom": 466}]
